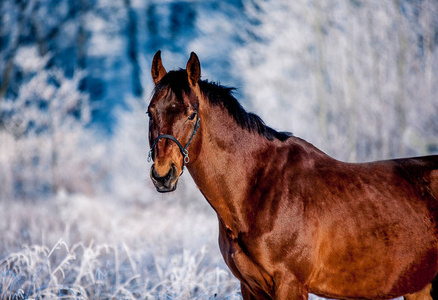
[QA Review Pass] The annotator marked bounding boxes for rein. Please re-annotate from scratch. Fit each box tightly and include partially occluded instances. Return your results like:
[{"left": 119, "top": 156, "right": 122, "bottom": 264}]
[{"left": 147, "top": 115, "right": 201, "bottom": 173}]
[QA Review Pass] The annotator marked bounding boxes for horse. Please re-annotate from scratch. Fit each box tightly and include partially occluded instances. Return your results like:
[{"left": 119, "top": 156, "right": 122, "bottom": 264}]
[{"left": 147, "top": 50, "right": 438, "bottom": 300}]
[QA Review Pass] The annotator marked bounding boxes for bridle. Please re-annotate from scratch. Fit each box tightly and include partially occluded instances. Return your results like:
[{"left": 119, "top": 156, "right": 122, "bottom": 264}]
[{"left": 147, "top": 114, "right": 201, "bottom": 173}]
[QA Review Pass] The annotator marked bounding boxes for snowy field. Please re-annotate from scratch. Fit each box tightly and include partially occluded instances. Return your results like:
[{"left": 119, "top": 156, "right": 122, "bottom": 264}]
[{"left": 0, "top": 181, "right": 242, "bottom": 299}]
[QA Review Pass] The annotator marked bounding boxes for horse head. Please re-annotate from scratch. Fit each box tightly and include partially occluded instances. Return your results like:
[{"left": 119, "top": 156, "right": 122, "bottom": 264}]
[{"left": 147, "top": 51, "right": 201, "bottom": 192}]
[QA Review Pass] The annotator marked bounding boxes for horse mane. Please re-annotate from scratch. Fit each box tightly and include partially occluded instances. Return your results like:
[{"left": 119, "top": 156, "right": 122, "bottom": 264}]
[{"left": 155, "top": 70, "right": 292, "bottom": 142}]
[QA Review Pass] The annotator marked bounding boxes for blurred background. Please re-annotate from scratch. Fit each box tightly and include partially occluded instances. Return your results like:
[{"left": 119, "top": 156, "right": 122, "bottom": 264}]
[{"left": 0, "top": 0, "right": 437, "bottom": 298}]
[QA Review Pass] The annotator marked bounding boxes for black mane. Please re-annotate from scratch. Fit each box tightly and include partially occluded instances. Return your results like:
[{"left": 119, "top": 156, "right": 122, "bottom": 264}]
[{"left": 155, "top": 70, "right": 292, "bottom": 142}]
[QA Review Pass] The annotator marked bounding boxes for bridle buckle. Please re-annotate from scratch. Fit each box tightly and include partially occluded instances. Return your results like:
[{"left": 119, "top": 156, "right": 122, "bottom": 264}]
[{"left": 183, "top": 149, "right": 190, "bottom": 164}]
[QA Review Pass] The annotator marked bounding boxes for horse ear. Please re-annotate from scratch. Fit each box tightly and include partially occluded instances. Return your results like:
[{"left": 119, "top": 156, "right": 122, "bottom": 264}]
[
  {"left": 151, "top": 50, "right": 167, "bottom": 85},
  {"left": 186, "top": 52, "right": 201, "bottom": 87}
]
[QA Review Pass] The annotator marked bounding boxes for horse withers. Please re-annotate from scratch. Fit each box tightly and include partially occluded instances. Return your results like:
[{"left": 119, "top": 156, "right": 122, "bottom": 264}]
[{"left": 147, "top": 50, "right": 438, "bottom": 300}]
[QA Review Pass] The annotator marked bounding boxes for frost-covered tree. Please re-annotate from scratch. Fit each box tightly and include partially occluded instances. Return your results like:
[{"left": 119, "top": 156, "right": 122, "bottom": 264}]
[
  {"left": 235, "top": 0, "right": 438, "bottom": 162},
  {"left": 1, "top": 46, "right": 103, "bottom": 199}
]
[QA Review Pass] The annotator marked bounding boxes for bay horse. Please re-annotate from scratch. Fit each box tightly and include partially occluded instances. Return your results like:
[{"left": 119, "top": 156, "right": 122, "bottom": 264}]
[{"left": 147, "top": 50, "right": 438, "bottom": 300}]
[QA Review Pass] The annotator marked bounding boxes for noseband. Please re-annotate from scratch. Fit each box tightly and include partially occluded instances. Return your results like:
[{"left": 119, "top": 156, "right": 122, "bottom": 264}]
[{"left": 147, "top": 115, "right": 201, "bottom": 172}]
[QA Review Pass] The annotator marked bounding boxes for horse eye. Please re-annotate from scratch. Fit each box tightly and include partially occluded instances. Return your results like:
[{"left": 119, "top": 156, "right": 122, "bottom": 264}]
[{"left": 188, "top": 112, "right": 196, "bottom": 120}]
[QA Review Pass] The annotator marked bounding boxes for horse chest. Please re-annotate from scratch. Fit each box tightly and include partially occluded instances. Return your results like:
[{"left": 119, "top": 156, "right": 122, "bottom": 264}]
[{"left": 218, "top": 222, "right": 275, "bottom": 296}]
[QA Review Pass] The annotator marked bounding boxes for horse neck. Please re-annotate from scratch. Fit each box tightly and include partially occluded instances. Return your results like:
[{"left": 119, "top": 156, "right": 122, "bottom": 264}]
[{"left": 187, "top": 100, "right": 272, "bottom": 232}]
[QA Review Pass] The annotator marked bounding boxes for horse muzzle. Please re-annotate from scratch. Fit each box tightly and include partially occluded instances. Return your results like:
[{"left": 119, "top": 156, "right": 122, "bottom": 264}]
[{"left": 150, "top": 164, "right": 179, "bottom": 193}]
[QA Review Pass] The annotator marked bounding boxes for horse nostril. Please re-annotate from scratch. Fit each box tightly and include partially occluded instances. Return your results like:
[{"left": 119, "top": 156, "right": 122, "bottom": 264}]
[
  {"left": 170, "top": 164, "right": 178, "bottom": 176},
  {"left": 151, "top": 164, "right": 177, "bottom": 183}
]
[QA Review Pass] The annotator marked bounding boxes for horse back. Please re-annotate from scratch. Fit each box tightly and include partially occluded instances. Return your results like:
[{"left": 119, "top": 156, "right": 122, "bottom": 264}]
[
  {"left": 377, "top": 155, "right": 438, "bottom": 228},
  {"left": 388, "top": 155, "right": 438, "bottom": 204}
]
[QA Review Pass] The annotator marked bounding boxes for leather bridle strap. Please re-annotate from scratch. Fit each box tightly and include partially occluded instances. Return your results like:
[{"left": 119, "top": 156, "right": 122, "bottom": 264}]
[{"left": 147, "top": 116, "right": 201, "bottom": 171}]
